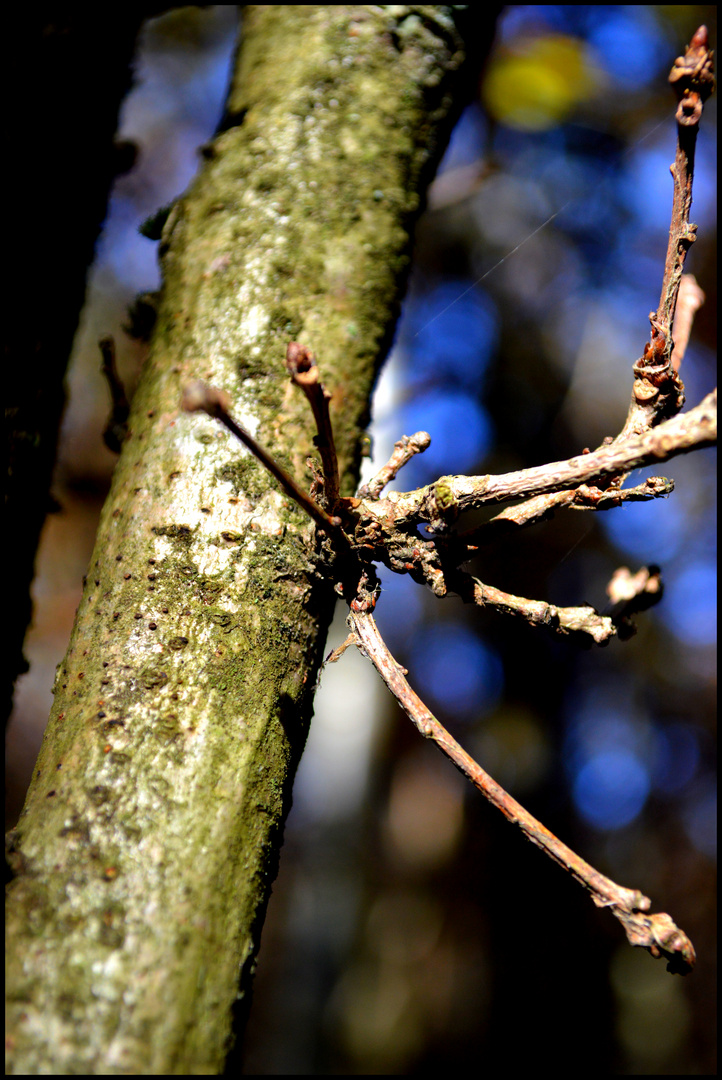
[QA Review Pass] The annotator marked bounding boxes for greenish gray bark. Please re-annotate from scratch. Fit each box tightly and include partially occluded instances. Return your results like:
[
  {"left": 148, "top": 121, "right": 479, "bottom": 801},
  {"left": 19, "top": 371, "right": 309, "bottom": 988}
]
[{"left": 6, "top": 7, "right": 487, "bottom": 1073}]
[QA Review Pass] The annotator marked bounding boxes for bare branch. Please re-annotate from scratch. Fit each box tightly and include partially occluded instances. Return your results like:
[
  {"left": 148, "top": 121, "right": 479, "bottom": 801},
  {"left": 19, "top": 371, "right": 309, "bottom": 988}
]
[
  {"left": 621, "top": 25, "right": 714, "bottom": 437},
  {"left": 605, "top": 564, "right": 664, "bottom": 631},
  {"left": 451, "top": 476, "right": 674, "bottom": 555},
  {"left": 383, "top": 389, "right": 715, "bottom": 529},
  {"left": 496, "top": 28, "right": 713, "bottom": 530},
  {"left": 349, "top": 607, "right": 696, "bottom": 973},
  {"left": 459, "top": 574, "right": 616, "bottom": 643},
  {"left": 663, "top": 25, "right": 715, "bottom": 334},
  {"left": 357, "top": 431, "right": 431, "bottom": 499},
  {"left": 273, "top": 25, "right": 715, "bottom": 980}
]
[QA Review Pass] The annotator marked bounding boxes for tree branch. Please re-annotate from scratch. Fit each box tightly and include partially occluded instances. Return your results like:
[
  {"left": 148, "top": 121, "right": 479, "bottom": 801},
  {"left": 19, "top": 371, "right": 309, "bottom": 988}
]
[
  {"left": 175, "top": 25, "right": 715, "bottom": 988},
  {"left": 5, "top": 7, "right": 480, "bottom": 1071},
  {"left": 446, "top": 565, "right": 662, "bottom": 645},
  {"left": 366, "top": 388, "right": 716, "bottom": 530},
  {"left": 285, "top": 342, "right": 341, "bottom": 511},
  {"left": 446, "top": 475, "right": 675, "bottom": 555},
  {"left": 470, "top": 27, "right": 713, "bottom": 535},
  {"left": 348, "top": 608, "right": 696, "bottom": 974},
  {"left": 195, "top": 329, "right": 697, "bottom": 969},
  {"left": 620, "top": 24, "right": 714, "bottom": 438}
]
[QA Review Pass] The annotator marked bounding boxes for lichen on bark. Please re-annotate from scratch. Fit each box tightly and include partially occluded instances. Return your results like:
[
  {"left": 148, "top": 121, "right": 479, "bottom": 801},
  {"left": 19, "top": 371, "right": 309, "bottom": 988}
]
[{"left": 6, "top": 6, "right": 482, "bottom": 1073}]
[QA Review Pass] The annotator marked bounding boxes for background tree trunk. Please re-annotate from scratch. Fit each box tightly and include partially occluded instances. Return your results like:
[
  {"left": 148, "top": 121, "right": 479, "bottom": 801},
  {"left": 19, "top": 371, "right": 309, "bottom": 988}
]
[
  {"left": 5, "top": 10, "right": 154, "bottom": 727},
  {"left": 6, "top": 7, "right": 495, "bottom": 1073}
]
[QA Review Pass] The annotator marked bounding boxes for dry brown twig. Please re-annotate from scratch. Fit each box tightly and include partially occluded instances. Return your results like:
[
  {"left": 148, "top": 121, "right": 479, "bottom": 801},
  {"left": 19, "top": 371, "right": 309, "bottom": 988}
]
[
  {"left": 348, "top": 606, "right": 696, "bottom": 974},
  {"left": 285, "top": 341, "right": 341, "bottom": 510},
  {"left": 455, "top": 25, "right": 715, "bottom": 537},
  {"left": 620, "top": 23, "right": 715, "bottom": 441},
  {"left": 182, "top": 28, "right": 715, "bottom": 975}
]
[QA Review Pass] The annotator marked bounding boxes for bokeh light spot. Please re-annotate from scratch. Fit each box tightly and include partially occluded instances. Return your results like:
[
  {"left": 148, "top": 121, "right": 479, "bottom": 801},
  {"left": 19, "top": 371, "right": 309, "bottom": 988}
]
[
  {"left": 483, "top": 35, "right": 597, "bottom": 131},
  {"left": 572, "top": 749, "right": 650, "bottom": 830},
  {"left": 682, "top": 778, "right": 717, "bottom": 860},
  {"left": 651, "top": 723, "right": 701, "bottom": 796},
  {"left": 404, "top": 283, "right": 498, "bottom": 390},
  {"left": 398, "top": 391, "right": 492, "bottom": 484},
  {"left": 409, "top": 623, "right": 503, "bottom": 720},
  {"left": 659, "top": 561, "right": 717, "bottom": 646},
  {"left": 602, "top": 492, "right": 685, "bottom": 563}
]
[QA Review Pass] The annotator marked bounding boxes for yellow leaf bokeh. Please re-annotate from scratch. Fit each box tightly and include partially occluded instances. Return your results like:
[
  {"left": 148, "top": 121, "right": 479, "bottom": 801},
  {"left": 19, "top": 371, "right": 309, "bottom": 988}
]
[{"left": 483, "top": 35, "right": 599, "bottom": 131}]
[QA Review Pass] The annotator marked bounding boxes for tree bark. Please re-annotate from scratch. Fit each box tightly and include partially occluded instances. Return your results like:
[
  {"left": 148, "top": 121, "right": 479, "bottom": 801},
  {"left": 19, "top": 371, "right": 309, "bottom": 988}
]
[{"left": 6, "top": 7, "right": 494, "bottom": 1073}]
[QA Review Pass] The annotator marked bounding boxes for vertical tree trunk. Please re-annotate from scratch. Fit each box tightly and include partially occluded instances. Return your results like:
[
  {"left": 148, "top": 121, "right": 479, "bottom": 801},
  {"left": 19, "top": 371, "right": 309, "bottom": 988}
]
[{"left": 6, "top": 7, "right": 494, "bottom": 1073}]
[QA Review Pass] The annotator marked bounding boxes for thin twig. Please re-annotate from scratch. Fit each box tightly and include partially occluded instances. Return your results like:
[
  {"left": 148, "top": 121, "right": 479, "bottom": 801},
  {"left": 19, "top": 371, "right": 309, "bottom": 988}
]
[
  {"left": 181, "top": 381, "right": 344, "bottom": 537},
  {"left": 357, "top": 431, "right": 432, "bottom": 499},
  {"left": 660, "top": 26, "right": 715, "bottom": 337},
  {"left": 606, "top": 565, "right": 662, "bottom": 608},
  {"left": 285, "top": 342, "right": 341, "bottom": 510},
  {"left": 314, "top": 633, "right": 358, "bottom": 691},
  {"left": 382, "top": 389, "right": 716, "bottom": 528},
  {"left": 349, "top": 607, "right": 696, "bottom": 973},
  {"left": 448, "top": 572, "right": 638, "bottom": 645},
  {"left": 448, "top": 476, "right": 674, "bottom": 555},
  {"left": 621, "top": 25, "right": 714, "bottom": 437}
]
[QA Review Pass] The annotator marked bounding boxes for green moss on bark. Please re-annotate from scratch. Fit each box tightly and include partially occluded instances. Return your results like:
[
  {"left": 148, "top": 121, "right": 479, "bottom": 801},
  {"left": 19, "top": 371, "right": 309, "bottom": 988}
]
[{"left": 6, "top": 6, "right": 479, "bottom": 1073}]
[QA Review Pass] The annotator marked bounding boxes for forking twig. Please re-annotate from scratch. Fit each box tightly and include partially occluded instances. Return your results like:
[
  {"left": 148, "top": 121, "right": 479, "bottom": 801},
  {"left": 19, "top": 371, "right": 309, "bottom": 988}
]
[
  {"left": 456, "top": 27, "right": 715, "bottom": 533},
  {"left": 621, "top": 24, "right": 715, "bottom": 440},
  {"left": 181, "top": 343, "right": 704, "bottom": 972}
]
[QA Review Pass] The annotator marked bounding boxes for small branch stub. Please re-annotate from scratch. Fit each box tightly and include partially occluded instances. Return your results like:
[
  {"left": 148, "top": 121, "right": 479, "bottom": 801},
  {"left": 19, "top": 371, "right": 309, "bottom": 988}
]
[
  {"left": 358, "top": 431, "right": 432, "bottom": 499},
  {"left": 181, "top": 380, "right": 232, "bottom": 418},
  {"left": 285, "top": 342, "right": 341, "bottom": 510},
  {"left": 181, "top": 380, "right": 343, "bottom": 535}
]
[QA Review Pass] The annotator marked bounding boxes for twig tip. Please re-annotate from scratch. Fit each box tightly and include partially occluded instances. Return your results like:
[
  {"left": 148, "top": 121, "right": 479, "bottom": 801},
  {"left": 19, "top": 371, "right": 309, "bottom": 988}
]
[
  {"left": 286, "top": 341, "right": 316, "bottom": 376},
  {"left": 690, "top": 25, "right": 708, "bottom": 50}
]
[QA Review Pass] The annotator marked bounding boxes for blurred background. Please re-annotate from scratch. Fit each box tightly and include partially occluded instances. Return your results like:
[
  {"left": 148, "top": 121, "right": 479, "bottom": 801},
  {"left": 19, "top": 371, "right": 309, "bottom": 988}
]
[{"left": 6, "top": 6, "right": 716, "bottom": 1074}]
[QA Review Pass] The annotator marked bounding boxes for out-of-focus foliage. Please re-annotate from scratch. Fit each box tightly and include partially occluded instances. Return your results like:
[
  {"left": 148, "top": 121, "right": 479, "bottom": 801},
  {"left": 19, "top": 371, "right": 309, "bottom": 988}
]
[{"left": 483, "top": 34, "right": 598, "bottom": 130}]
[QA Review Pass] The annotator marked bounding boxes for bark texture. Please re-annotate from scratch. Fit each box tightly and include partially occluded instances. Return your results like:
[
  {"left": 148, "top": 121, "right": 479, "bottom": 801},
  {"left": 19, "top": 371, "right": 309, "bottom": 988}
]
[{"left": 6, "top": 6, "right": 487, "bottom": 1073}]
